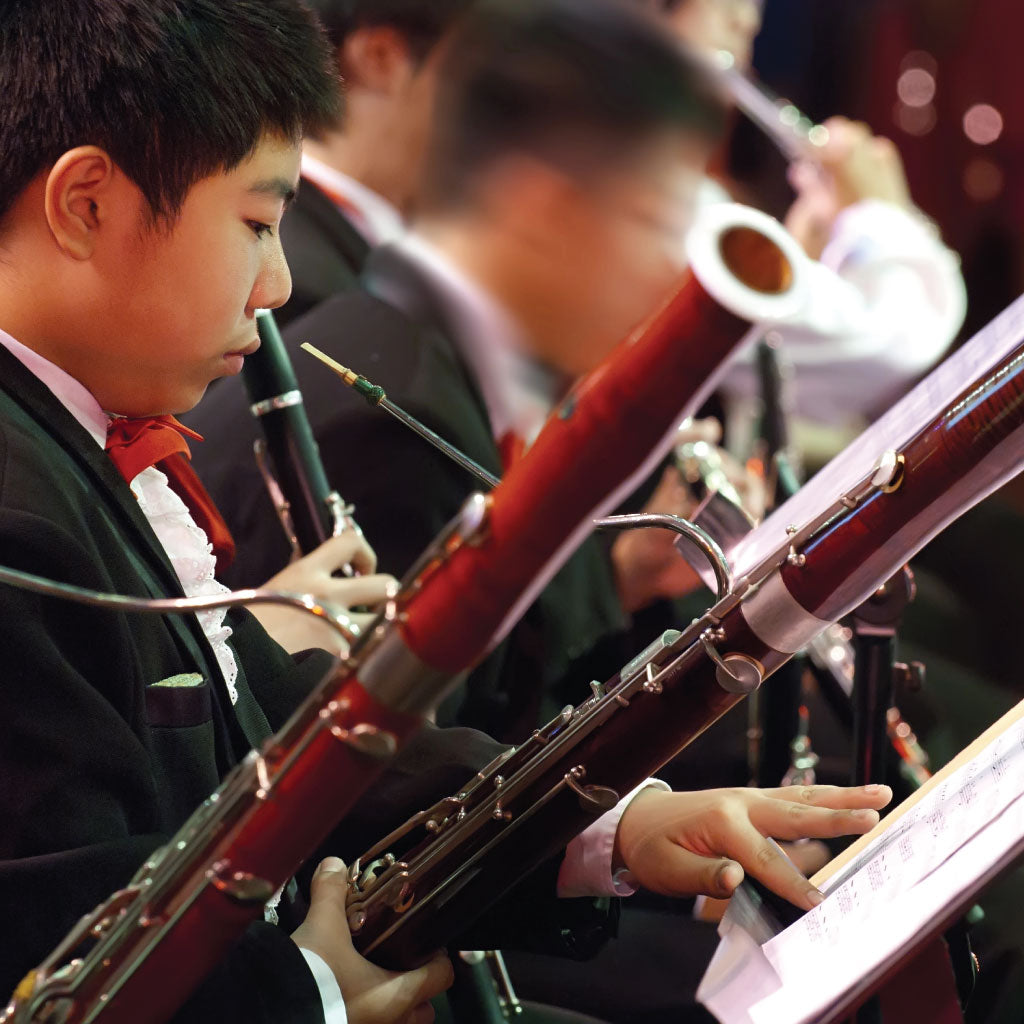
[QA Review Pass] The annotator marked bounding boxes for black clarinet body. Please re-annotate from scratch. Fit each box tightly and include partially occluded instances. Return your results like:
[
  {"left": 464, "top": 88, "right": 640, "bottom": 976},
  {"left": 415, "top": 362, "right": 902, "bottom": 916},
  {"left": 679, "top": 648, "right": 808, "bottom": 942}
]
[{"left": 243, "top": 309, "right": 352, "bottom": 557}]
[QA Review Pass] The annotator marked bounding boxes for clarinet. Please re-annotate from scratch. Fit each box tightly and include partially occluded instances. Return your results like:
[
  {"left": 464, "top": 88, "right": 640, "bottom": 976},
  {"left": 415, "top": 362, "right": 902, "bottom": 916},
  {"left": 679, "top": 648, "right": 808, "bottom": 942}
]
[
  {"left": 4, "top": 266, "right": 754, "bottom": 1024},
  {"left": 244, "top": 309, "right": 358, "bottom": 560},
  {"left": 346, "top": 315, "right": 1024, "bottom": 971}
]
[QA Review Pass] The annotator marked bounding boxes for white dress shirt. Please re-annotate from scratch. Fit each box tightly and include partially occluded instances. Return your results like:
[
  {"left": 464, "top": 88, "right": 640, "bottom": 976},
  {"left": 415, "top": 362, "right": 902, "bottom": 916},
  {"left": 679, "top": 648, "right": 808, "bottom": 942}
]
[{"left": 390, "top": 232, "right": 565, "bottom": 447}]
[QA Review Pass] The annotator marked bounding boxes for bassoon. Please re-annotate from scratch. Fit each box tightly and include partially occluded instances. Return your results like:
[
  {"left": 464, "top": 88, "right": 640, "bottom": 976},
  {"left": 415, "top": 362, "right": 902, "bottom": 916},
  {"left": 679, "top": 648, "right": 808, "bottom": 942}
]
[
  {"left": 4, "top": 244, "right": 760, "bottom": 1022},
  {"left": 344, "top": 296, "right": 1024, "bottom": 970}
]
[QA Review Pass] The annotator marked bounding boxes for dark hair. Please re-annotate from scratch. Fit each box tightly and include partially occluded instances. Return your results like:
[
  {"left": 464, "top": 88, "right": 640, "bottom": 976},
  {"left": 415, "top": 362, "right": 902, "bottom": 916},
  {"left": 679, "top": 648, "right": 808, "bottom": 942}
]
[
  {"left": 0, "top": 0, "right": 341, "bottom": 227},
  {"left": 420, "top": 0, "right": 726, "bottom": 211},
  {"left": 303, "top": 0, "right": 474, "bottom": 62}
]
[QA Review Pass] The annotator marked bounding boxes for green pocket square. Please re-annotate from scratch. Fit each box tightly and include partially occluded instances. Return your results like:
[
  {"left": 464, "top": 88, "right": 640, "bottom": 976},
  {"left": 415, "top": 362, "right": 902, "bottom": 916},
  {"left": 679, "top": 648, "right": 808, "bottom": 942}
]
[{"left": 150, "top": 673, "right": 206, "bottom": 689}]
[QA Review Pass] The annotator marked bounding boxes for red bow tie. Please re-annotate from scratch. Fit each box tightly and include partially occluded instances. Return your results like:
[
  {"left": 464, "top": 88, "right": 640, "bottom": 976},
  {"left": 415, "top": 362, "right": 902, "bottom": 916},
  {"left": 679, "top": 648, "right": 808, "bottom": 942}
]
[
  {"left": 105, "top": 415, "right": 202, "bottom": 484},
  {"left": 105, "top": 416, "right": 236, "bottom": 571}
]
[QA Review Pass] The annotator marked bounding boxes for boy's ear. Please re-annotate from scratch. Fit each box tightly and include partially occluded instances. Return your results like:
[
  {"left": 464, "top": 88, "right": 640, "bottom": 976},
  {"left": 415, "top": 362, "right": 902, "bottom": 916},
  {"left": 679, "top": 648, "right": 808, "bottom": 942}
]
[
  {"left": 43, "top": 147, "right": 117, "bottom": 259},
  {"left": 340, "top": 25, "right": 417, "bottom": 95}
]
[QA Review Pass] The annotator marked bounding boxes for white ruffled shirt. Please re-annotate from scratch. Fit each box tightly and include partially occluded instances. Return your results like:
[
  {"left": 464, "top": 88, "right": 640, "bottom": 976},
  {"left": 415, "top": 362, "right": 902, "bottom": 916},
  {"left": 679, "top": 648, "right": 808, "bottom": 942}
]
[{"left": 126, "top": 464, "right": 240, "bottom": 705}]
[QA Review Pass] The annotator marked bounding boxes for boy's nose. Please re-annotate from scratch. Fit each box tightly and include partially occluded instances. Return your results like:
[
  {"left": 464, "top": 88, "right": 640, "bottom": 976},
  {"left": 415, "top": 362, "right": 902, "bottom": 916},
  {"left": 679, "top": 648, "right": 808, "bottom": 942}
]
[{"left": 254, "top": 241, "right": 293, "bottom": 311}]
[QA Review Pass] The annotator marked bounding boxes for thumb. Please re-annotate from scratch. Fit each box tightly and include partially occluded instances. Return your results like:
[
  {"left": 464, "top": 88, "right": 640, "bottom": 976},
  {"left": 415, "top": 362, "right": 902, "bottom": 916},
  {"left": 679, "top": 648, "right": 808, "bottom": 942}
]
[
  {"left": 305, "top": 856, "right": 354, "bottom": 939},
  {"left": 313, "top": 854, "right": 348, "bottom": 878},
  {"left": 637, "top": 839, "right": 745, "bottom": 899},
  {"left": 711, "top": 859, "right": 745, "bottom": 899},
  {"left": 684, "top": 850, "right": 745, "bottom": 899}
]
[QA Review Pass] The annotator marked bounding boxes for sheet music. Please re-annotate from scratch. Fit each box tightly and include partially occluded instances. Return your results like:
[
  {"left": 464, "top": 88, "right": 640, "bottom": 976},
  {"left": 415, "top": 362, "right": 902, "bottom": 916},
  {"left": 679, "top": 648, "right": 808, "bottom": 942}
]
[
  {"left": 699, "top": 714, "right": 1024, "bottom": 1024},
  {"left": 729, "top": 293, "right": 1024, "bottom": 577}
]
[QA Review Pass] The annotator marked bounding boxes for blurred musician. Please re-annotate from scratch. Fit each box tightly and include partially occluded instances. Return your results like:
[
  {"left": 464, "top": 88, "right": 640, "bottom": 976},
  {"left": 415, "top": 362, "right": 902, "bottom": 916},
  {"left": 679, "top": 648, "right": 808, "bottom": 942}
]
[
  {"left": 275, "top": 0, "right": 473, "bottom": 328},
  {"left": 647, "top": 0, "right": 967, "bottom": 454}
]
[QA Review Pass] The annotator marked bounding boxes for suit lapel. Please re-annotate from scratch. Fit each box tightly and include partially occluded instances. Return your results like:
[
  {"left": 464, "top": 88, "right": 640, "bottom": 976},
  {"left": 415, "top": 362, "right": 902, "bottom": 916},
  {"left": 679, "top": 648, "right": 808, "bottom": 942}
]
[
  {"left": 0, "top": 346, "right": 230, "bottom": 698},
  {"left": 362, "top": 246, "right": 498, "bottom": 452},
  {"left": 296, "top": 181, "right": 372, "bottom": 276}
]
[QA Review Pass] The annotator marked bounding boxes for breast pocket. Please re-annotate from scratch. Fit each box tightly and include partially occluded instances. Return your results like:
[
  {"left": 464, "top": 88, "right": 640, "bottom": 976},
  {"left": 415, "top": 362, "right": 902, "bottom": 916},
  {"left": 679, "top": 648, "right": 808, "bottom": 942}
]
[
  {"left": 144, "top": 674, "right": 221, "bottom": 828},
  {"left": 144, "top": 673, "right": 212, "bottom": 727}
]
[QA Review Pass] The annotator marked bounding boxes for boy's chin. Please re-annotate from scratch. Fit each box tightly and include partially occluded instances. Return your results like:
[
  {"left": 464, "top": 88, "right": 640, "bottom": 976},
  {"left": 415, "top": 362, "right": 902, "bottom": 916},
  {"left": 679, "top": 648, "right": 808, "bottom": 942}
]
[
  {"left": 122, "top": 385, "right": 209, "bottom": 418},
  {"left": 176, "top": 384, "right": 211, "bottom": 415}
]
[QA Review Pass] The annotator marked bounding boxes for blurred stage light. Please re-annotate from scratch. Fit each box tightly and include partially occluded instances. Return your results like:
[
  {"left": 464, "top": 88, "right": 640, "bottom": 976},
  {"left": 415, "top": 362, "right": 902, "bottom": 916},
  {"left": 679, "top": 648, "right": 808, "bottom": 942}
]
[
  {"left": 894, "top": 101, "right": 937, "bottom": 137},
  {"left": 897, "top": 68, "right": 936, "bottom": 108},
  {"left": 899, "top": 50, "right": 938, "bottom": 76},
  {"left": 963, "top": 158, "right": 1004, "bottom": 201},
  {"left": 963, "top": 104, "right": 1003, "bottom": 145}
]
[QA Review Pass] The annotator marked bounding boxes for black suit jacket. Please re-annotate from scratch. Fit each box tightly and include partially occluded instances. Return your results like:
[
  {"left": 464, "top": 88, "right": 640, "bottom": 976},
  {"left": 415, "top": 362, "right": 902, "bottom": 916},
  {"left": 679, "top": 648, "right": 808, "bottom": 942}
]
[
  {"left": 191, "top": 245, "right": 632, "bottom": 741},
  {"left": 0, "top": 345, "right": 535, "bottom": 1019},
  {"left": 276, "top": 179, "right": 371, "bottom": 330}
]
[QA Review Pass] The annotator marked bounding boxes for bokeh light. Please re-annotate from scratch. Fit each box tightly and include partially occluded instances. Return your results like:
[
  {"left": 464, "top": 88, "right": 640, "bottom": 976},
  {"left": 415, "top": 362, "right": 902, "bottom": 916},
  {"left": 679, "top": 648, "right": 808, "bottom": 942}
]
[
  {"left": 897, "top": 68, "right": 936, "bottom": 108},
  {"left": 963, "top": 104, "right": 1004, "bottom": 145},
  {"left": 899, "top": 50, "right": 938, "bottom": 76},
  {"left": 963, "top": 158, "right": 1004, "bottom": 201},
  {"left": 894, "top": 101, "right": 937, "bottom": 137}
]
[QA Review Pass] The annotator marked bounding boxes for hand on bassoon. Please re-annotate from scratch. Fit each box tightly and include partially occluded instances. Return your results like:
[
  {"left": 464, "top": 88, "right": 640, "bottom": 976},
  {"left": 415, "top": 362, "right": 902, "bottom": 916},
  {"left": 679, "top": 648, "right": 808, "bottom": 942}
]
[
  {"left": 292, "top": 857, "right": 454, "bottom": 1024},
  {"left": 612, "top": 784, "right": 893, "bottom": 910},
  {"left": 250, "top": 532, "right": 397, "bottom": 654}
]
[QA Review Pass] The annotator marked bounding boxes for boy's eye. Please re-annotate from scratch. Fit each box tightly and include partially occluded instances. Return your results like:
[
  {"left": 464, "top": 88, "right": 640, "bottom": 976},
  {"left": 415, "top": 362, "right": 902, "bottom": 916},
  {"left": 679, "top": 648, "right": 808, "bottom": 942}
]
[{"left": 247, "top": 220, "right": 275, "bottom": 239}]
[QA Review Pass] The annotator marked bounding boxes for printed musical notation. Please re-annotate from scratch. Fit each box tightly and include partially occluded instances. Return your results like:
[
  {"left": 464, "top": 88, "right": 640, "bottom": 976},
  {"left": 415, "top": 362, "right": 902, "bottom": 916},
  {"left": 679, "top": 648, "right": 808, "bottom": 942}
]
[
  {"left": 699, "top": 705, "right": 1024, "bottom": 1024},
  {"left": 766, "top": 719, "right": 1024, "bottom": 978}
]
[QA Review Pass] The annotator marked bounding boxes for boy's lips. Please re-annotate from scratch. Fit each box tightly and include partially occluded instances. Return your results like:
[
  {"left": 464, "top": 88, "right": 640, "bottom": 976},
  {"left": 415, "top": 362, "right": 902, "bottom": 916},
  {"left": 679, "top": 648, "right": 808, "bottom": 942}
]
[
  {"left": 227, "top": 336, "right": 261, "bottom": 358},
  {"left": 221, "top": 336, "right": 260, "bottom": 376}
]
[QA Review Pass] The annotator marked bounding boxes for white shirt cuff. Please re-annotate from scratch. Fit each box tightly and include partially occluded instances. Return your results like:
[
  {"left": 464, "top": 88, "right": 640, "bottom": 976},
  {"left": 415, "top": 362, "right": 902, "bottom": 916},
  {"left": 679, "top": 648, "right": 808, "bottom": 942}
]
[
  {"left": 299, "top": 948, "right": 347, "bottom": 1024},
  {"left": 556, "top": 779, "right": 670, "bottom": 898}
]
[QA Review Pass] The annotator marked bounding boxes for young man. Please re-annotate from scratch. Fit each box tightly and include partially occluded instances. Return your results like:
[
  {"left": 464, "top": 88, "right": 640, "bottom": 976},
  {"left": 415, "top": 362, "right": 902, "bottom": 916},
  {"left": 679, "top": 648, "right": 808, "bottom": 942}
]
[
  {"left": 0, "top": 2, "right": 890, "bottom": 1022},
  {"left": 277, "top": 0, "right": 472, "bottom": 327}
]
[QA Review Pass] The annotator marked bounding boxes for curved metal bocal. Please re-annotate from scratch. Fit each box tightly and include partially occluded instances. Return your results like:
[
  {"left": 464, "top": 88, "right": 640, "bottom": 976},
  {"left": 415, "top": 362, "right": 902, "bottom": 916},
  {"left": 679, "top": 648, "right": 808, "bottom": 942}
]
[
  {"left": 0, "top": 565, "right": 361, "bottom": 646},
  {"left": 593, "top": 511, "right": 732, "bottom": 599}
]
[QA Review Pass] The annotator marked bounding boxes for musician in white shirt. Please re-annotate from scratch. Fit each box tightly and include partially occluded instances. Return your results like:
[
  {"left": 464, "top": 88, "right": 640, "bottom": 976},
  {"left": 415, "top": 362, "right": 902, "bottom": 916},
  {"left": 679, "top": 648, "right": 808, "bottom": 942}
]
[{"left": 648, "top": 0, "right": 967, "bottom": 443}]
